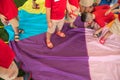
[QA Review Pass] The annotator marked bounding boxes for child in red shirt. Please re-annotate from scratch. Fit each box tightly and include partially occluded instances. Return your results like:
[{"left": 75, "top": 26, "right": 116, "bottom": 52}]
[
  {"left": 66, "top": 0, "right": 80, "bottom": 28},
  {"left": 45, "top": 0, "right": 67, "bottom": 48},
  {"left": 105, "top": 0, "right": 120, "bottom": 21},
  {"left": 99, "top": 0, "right": 120, "bottom": 44},
  {"left": 0, "top": 0, "right": 23, "bottom": 41},
  {"left": 99, "top": 14, "right": 120, "bottom": 44},
  {"left": 0, "top": 39, "right": 31, "bottom": 80},
  {"left": 81, "top": 5, "right": 115, "bottom": 38}
]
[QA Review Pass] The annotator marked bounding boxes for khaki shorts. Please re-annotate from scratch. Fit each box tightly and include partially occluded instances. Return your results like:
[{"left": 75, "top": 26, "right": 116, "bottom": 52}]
[
  {"left": 66, "top": 4, "right": 80, "bottom": 23},
  {"left": 0, "top": 61, "right": 18, "bottom": 80},
  {"left": 110, "top": 18, "right": 120, "bottom": 35},
  {"left": 66, "top": 8, "right": 79, "bottom": 23},
  {"left": 47, "top": 18, "right": 65, "bottom": 33}
]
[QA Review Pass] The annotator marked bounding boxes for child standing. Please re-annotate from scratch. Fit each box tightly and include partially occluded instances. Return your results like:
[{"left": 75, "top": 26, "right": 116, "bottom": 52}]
[
  {"left": 0, "top": 0, "right": 23, "bottom": 41},
  {"left": 0, "top": 39, "right": 31, "bottom": 80},
  {"left": 45, "top": 0, "right": 67, "bottom": 48},
  {"left": 66, "top": 0, "right": 80, "bottom": 28}
]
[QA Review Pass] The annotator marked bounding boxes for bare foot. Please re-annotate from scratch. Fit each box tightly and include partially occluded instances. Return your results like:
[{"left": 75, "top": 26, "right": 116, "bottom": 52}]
[{"left": 32, "top": 4, "right": 40, "bottom": 9}]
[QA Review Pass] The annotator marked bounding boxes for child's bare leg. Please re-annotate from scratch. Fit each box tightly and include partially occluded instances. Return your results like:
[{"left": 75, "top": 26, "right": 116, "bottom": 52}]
[
  {"left": 46, "top": 32, "right": 53, "bottom": 48},
  {"left": 46, "top": 20, "right": 58, "bottom": 48},
  {"left": 103, "top": 31, "right": 112, "bottom": 39},
  {"left": 9, "top": 18, "right": 19, "bottom": 41},
  {"left": 99, "top": 31, "right": 112, "bottom": 44},
  {"left": 56, "top": 19, "right": 66, "bottom": 37},
  {"left": 0, "top": 61, "right": 18, "bottom": 80},
  {"left": 70, "top": 23, "right": 77, "bottom": 28},
  {"left": 93, "top": 27, "right": 103, "bottom": 38},
  {"left": 16, "top": 16, "right": 19, "bottom": 21},
  {"left": 9, "top": 18, "right": 19, "bottom": 34},
  {"left": 56, "top": 30, "right": 66, "bottom": 38}
]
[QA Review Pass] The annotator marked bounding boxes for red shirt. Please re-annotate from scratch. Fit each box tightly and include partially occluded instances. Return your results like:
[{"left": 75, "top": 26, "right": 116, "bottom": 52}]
[
  {"left": 93, "top": 5, "right": 115, "bottom": 27},
  {"left": 45, "top": 0, "right": 67, "bottom": 20},
  {"left": 118, "top": 0, "right": 120, "bottom": 4},
  {"left": 68, "top": 0, "right": 80, "bottom": 8},
  {"left": 117, "top": 0, "right": 120, "bottom": 21},
  {"left": 0, "top": 39, "right": 15, "bottom": 68},
  {"left": 0, "top": 0, "right": 18, "bottom": 20}
]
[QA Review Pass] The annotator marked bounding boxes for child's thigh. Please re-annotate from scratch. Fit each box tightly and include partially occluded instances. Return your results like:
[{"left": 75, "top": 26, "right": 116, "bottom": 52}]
[
  {"left": 0, "top": 61, "right": 18, "bottom": 80},
  {"left": 9, "top": 18, "right": 19, "bottom": 27},
  {"left": 47, "top": 21, "right": 58, "bottom": 33},
  {"left": 57, "top": 18, "right": 65, "bottom": 28}
]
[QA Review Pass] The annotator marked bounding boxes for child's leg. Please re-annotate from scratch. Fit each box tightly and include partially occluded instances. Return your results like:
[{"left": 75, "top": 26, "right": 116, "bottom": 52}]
[
  {"left": 0, "top": 62, "right": 31, "bottom": 80},
  {"left": 9, "top": 17, "right": 19, "bottom": 41},
  {"left": 46, "top": 21, "right": 57, "bottom": 48},
  {"left": 46, "top": 32, "right": 53, "bottom": 48},
  {"left": 9, "top": 18, "right": 19, "bottom": 34},
  {"left": 93, "top": 27, "right": 103, "bottom": 38},
  {"left": 103, "top": 31, "right": 112, "bottom": 39},
  {"left": 99, "top": 31, "right": 113, "bottom": 44},
  {"left": 56, "top": 18, "right": 66, "bottom": 37},
  {"left": 0, "top": 61, "right": 18, "bottom": 80},
  {"left": 69, "top": 9, "right": 79, "bottom": 28},
  {"left": 70, "top": 23, "right": 77, "bottom": 28}
]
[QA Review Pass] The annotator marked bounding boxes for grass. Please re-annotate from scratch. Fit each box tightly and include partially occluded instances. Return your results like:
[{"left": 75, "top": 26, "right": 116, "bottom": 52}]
[{"left": 0, "top": 0, "right": 27, "bottom": 80}]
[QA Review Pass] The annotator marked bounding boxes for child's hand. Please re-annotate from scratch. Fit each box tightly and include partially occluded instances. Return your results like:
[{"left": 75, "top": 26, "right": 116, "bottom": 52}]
[{"left": 0, "top": 14, "right": 8, "bottom": 25}]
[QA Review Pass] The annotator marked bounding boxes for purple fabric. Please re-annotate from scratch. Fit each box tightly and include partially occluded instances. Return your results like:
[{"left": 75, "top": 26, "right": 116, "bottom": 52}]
[{"left": 9, "top": 16, "right": 91, "bottom": 80}]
